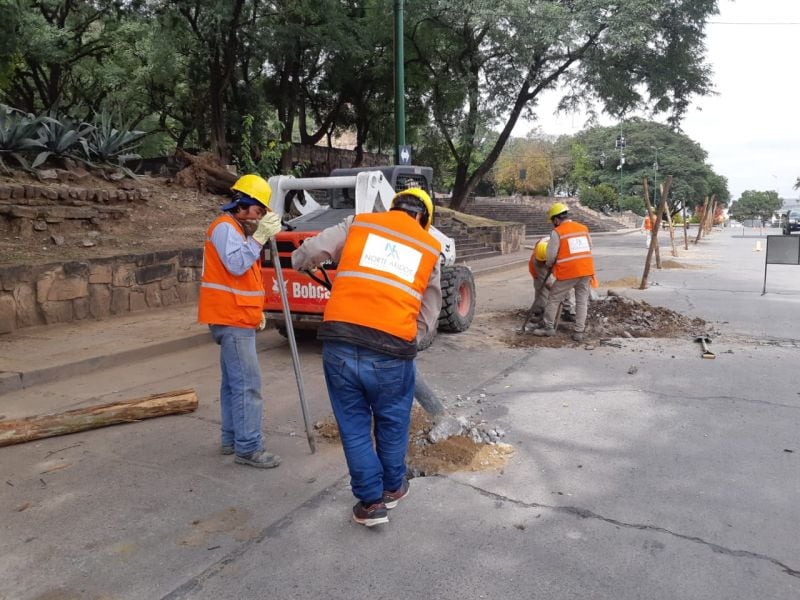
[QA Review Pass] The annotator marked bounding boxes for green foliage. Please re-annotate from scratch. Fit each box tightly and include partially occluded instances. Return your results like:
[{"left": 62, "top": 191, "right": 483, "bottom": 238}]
[
  {"left": 579, "top": 183, "right": 618, "bottom": 212},
  {"left": 32, "top": 113, "right": 93, "bottom": 168},
  {"left": 561, "top": 119, "right": 728, "bottom": 216},
  {"left": 0, "top": 103, "right": 144, "bottom": 174},
  {"left": 728, "top": 190, "right": 782, "bottom": 224},
  {"left": 85, "top": 111, "right": 144, "bottom": 164},
  {"left": 236, "top": 113, "right": 306, "bottom": 178},
  {"left": 405, "top": 0, "right": 719, "bottom": 209},
  {"left": 618, "top": 195, "right": 645, "bottom": 215},
  {"left": 0, "top": 104, "right": 42, "bottom": 170}
]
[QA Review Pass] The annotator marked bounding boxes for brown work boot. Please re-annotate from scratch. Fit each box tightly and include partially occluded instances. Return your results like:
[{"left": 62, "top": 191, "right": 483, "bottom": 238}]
[
  {"left": 352, "top": 501, "right": 389, "bottom": 527},
  {"left": 571, "top": 332, "right": 585, "bottom": 342},
  {"left": 383, "top": 479, "right": 410, "bottom": 509}
]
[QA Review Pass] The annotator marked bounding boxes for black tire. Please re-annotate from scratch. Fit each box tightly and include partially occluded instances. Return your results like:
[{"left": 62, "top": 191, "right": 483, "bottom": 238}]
[
  {"left": 277, "top": 326, "right": 318, "bottom": 341},
  {"left": 438, "top": 264, "right": 476, "bottom": 333}
]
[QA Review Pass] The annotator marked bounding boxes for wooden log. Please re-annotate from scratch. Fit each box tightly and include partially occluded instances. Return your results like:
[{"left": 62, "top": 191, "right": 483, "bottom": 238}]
[
  {"left": 175, "top": 148, "right": 237, "bottom": 185},
  {"left": 0, "top": 389, "right": 198, "bottom": 447}
]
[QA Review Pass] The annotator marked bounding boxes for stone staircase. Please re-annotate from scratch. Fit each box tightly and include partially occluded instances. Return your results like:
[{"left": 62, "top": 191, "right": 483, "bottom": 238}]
[{"left": 433, "top": 209, "right": 506, "bottom": 263}]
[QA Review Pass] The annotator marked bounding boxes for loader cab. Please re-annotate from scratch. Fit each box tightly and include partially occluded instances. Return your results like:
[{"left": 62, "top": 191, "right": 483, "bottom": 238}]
[{"left": 328, "top": 165, "right": 434, "bottom": 211}]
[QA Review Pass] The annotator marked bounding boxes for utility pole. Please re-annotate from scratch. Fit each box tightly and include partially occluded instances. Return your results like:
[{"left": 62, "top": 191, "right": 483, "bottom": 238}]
[
  {"left": 652, "top": 146, "right": 662, "bottom": 209},
  {"left": 394, "top": 0, "right": 405, "bottom": 165},
  {"left": 615, "top": 133, "right": 626, "bottom": 199}
]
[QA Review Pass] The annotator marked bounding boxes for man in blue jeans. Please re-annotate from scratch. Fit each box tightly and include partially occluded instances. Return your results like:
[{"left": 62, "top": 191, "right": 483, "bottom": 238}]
[
  {"left": 292, "top": 188, "right": 442, "bottom": 526},
  {"left": 198, "top": 174, "right": 283, "bottom": 468}
]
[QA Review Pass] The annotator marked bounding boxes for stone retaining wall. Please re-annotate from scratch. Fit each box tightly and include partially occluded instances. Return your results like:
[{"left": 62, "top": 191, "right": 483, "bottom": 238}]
[
  {"left": 0, "top": 182, "right": 153, "bottom": 236},
  {"left": 0, "top": 248, "right": 202, "bottom": 334}
]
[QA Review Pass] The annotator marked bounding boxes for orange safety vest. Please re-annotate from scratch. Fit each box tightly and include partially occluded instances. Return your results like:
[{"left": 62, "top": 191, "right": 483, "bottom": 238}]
[
  {"left": 644, "top": 216, "right": 652, "bottom": 231},
  {"left": 324, "top": 211, "right": 441, "bottom": 341},
  {"left": 552, "top": 220, "right": 595, "bottom": 281},
  {"left": 198, "top": 213, "right": 265, "bottom": 328}
]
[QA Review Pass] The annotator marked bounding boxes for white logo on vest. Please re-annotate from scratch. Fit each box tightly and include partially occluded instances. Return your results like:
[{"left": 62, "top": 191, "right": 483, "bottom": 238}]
[{"left": 359, "top": 233, "right": 422, "bottom": 283}]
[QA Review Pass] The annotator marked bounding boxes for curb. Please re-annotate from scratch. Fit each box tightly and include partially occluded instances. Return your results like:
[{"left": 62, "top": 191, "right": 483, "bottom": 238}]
[{"left": 0, "top": 332, "right": 211, "bottom": 395}]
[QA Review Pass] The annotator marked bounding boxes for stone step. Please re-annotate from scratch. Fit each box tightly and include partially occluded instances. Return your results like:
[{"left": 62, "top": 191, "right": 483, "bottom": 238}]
[{"left": 456, "top": 247, "right": 503, "bottom": 262}]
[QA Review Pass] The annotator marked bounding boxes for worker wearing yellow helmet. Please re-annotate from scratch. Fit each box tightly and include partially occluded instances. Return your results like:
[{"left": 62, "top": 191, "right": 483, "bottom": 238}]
[
  {"left": 532, "top": 202, "right": 595, "bottom": 342},
  {"left": 291, "top": 186, "right": 441, "bottom": 527},
  {"left": 525, "top": 236, "right": 577, "bottom": 330},
  {"left": 198, "top": 173, "right": 283, "bottom": 469}
]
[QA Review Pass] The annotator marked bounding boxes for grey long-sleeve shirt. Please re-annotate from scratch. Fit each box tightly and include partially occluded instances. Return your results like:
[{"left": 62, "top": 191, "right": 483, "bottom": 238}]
[{"left": 291, "top": 215, "right": 442, "bottom": 344}]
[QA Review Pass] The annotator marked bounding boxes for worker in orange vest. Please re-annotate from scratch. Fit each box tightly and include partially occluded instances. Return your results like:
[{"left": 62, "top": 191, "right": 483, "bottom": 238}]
[
  {"left": 642, "top": 210, "right": 653, "bottom": 248},
  {"left": 526, "top": 237, "right": 577, "bottom": 329},
  {"left": 198, "top": 174, "right": 283, "bottom": 469},
  {"left": 533, "top": 202, "right": 596, "bottom": 342},
  {"left": 292, "top": 188, "right": 441, "bottom": 527}
]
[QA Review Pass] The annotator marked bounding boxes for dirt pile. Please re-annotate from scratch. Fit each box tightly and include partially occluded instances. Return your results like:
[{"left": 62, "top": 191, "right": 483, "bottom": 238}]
[
  {"left": 587, "top": 294, "right": 706, "bottom": 338},
  {"left": 314, "top": 406, "right": 514, "bottom": 477},
  {"left": 504, "top": 294, "right": 707, "bottom": 348}
]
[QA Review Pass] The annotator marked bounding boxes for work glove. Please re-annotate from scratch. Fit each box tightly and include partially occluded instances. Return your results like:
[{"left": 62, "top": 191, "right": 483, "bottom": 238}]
[
  {"left": 257, "top": 313, "right": 267, "bottom": 332},
  {"left": 252, "top": 212, "right": 282, "bottom": 245}
]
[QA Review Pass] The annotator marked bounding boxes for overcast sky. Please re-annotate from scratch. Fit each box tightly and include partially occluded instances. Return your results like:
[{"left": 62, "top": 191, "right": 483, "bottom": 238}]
[{"left": 521, "top": 0, "right": 800, "bottom": 203}]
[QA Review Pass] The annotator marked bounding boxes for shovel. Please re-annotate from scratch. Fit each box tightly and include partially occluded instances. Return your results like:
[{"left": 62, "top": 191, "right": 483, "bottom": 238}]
[
  {"left": 269, "top": 238, "right": 316, "bottom": 453},
  {"left": 694, "top": 335, "right": 715, "bottom": 360}
]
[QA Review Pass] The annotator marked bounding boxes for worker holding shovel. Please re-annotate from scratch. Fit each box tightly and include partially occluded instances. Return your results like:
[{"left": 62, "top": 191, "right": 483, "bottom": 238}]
[
  {"left": 533, "top": 203, "right": 596, "bottom": 342},
  {"left": 198, "top": 174, "right": 283, "bottom": 469},
  {"left": 291, "top": 188, "right": 442, "bottom": 527},
  {"left": 524, "top": 237, "right": 577, "bottom": 331}
]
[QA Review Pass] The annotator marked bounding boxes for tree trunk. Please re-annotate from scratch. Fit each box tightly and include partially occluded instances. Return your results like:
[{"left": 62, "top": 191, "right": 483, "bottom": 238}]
[
  {"left": 0, "top": 389, "right": 198, "bottom": 447},
  {"left": 208, "top": 64, "right": 229, "bottom": 163},
  {"left": 640, "top": 176, "right": 672, "bottom": 289}
]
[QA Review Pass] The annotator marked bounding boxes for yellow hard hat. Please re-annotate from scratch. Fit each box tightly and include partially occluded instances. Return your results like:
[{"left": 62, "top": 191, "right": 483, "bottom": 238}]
[
  {"left": 231, "top": 174, "right": 272, "bottom": 208},
  {"left": 391, "top": 187, "right": 434, "bottom": 230},
  {"left": 547, "top": 202, "right": 569, "bottom": 221},
  {"left": 534, "top": 238, "right": 548, "bottom": 262}
]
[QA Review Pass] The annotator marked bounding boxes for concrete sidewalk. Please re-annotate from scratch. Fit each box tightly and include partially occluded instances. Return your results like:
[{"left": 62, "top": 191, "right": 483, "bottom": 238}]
[{"left": 0, "top": 248, "right": 534, "bottom": 395}]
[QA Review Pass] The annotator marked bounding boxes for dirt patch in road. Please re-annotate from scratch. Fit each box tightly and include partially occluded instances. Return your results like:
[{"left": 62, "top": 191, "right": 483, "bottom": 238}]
[
  {"left": 502, "top": 295, "right": 707, "bottom": 348},
  {"left": 603, "top": 276, "right": 641, "bottom": 289},
  {"left": 314, "top": 407, "right": 514, "bottom": 476}
]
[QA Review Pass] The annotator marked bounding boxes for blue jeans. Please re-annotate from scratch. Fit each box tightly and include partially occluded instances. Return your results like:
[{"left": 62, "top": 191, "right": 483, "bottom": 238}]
[
  {"left": 209, "top": 325, "right": 263, "bottom": 456},
  {"left": 322, "top": 341, "right": 415, "bottom": 504}
]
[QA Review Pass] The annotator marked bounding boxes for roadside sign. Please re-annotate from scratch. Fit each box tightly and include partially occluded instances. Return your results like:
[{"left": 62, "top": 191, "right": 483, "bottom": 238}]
[
  {"left": 762, "top": 234, "right": 800, "bottom": 294},
  {"left": 398, "top": 145, "right": 412, "bottom": 165}
]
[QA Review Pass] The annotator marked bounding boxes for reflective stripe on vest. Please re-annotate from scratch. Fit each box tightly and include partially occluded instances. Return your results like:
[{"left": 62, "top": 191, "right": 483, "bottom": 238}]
[
  {"left": 553, "top": 221, "right": 595, "bottom": 280},
  {"left": 197, "top": 214, "right": 264, "bottom": 328},
  {"left": 323, "top": 211, "right": 441, "bottom": 341}
]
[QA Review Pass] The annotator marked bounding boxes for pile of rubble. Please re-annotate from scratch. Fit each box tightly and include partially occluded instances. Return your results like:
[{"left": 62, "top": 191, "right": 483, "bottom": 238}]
[
  {"left": 586, "top": 293, "right": 706, "bottom": 338},
  {"left": 314, "top": 404, "right": 513, "bottom": 477}
]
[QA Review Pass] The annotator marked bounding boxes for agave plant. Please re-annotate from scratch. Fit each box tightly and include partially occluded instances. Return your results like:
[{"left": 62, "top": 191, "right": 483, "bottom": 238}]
[
  {"left": 31, "top": 113, "right": 95, "bottom": 168},
  {"left": 86, "top": 111, "right": 145, "bottom": 165},
  {"left": 0, "top": 104, "right": 44, "bottom": 171}
]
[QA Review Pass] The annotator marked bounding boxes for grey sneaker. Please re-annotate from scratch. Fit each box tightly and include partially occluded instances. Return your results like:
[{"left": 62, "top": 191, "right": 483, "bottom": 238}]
[
  {"left": 571, "top": 332, "right": 585, "bottom": 342},
  {"left": 220, "top": 444, "right": 234, "bottom": 455},
  {"left": 533, "top": 327, "right": 556, "bottom": 337},
  {"left": 234, "top": 449, "right": 281, "bottom": 469}
]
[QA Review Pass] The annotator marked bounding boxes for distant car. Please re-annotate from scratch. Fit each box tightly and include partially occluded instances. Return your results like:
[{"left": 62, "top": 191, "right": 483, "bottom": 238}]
[{"left": 783, "top": 210, "right": 800, "bottom": 235}]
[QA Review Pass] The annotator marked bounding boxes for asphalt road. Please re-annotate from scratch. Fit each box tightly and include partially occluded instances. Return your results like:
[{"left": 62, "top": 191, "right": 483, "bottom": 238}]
[{"left": 1, "top": 226, "right": 799, "bottom": 599}]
